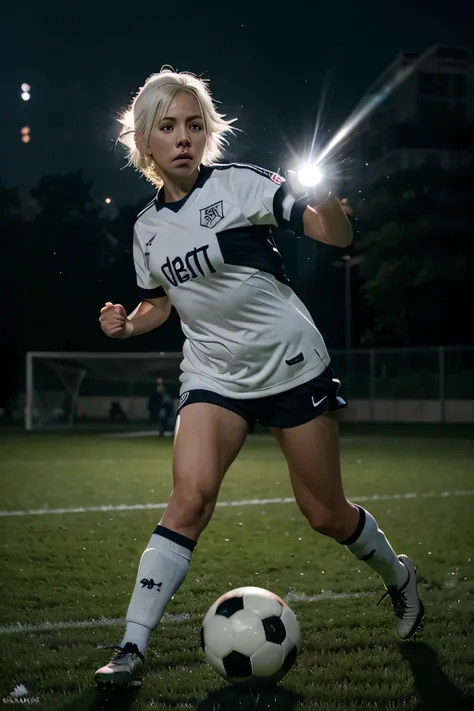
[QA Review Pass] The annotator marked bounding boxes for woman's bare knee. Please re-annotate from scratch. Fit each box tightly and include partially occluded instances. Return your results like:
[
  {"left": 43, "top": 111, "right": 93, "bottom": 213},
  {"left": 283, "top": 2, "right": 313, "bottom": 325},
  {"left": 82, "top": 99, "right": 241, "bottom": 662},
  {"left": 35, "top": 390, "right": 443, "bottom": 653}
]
[
  {"left": 161, "top": 486, "right": 217, "bottom": 539},
  {"left": 304, "top": 501, "right": 359, "bottom": 541}
]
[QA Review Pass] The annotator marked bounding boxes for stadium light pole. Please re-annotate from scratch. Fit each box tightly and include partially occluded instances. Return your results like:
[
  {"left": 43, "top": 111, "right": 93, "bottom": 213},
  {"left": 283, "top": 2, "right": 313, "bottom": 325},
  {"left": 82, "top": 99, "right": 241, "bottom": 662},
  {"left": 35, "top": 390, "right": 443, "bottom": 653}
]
[{"left": 332, "top": 254, "right": 365, "bottom": 349}]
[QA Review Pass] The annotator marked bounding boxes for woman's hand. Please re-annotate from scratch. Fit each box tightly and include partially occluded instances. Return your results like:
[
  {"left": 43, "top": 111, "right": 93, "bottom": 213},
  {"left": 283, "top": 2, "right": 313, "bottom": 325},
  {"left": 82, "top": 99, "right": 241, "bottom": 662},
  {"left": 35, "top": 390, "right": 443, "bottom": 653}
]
[{"left": 99, "top": 302, "right": 133, "bottom": 339}]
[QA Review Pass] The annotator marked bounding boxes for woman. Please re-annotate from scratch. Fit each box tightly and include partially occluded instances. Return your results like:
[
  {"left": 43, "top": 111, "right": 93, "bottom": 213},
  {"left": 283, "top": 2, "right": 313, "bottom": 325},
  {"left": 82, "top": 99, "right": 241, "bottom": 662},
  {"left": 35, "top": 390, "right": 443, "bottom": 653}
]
[{"left": 96, "top": 69, "right": 423, "bottom": 688}]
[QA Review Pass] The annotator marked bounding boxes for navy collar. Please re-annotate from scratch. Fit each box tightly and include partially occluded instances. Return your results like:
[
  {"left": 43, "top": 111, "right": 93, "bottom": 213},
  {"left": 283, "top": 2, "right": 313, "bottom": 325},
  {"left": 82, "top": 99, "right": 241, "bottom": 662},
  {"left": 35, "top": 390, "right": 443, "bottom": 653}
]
[{"left": 154, "top": 165, "right": 214, "bottom": 213}]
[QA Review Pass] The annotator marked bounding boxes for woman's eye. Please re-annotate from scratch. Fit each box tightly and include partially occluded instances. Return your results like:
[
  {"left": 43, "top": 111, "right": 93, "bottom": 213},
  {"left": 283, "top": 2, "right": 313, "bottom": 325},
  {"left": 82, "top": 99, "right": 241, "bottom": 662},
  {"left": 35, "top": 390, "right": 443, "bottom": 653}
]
[
  {"left": 160, "top": 125, "right": 173, "bottom": 131},
  {"left": 190, "top": 124, "right": 203, "bottom": 131}
]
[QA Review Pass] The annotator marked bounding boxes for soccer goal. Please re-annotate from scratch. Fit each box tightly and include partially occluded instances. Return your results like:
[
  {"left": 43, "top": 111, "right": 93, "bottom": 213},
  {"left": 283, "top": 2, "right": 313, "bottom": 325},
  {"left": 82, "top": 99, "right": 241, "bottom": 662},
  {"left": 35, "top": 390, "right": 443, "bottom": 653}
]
[{"left": 25, "top": 351, "right": 183, "bottom": 430}]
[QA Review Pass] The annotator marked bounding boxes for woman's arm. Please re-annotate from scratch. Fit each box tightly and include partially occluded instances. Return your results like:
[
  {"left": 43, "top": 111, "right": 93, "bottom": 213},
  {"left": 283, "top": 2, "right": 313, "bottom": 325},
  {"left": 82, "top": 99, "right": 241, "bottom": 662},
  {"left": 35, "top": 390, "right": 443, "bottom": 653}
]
[
  {"left": 126, "top": 296, "right": 172, "bottom": 337},
  {"left": 302, "top": 195, "right": 353, "bottom": 248},
  {"left": 99, "top": 297, "right": 172, "bottom": 339}
]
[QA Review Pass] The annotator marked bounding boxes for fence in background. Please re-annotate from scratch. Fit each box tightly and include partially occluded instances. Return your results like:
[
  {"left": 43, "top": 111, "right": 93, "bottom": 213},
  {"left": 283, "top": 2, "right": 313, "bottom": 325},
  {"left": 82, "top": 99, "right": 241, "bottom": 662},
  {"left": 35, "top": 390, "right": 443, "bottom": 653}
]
[
  {"left": 24, "top": 346, "right": 474, "bottom": 427},
  {"left": 330, "top": 346, "right": 474, "bottom": 422}
]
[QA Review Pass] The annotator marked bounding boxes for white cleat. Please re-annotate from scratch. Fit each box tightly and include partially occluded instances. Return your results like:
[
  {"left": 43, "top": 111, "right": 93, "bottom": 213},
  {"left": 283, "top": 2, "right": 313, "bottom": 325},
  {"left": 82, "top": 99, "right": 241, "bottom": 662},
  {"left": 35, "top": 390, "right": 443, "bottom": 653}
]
[
  {"left": 378, "top": 554, "right": 425, "bottom": 640},
  {"left": 95, "top": 642, "right": 144, "bottom": 688}
]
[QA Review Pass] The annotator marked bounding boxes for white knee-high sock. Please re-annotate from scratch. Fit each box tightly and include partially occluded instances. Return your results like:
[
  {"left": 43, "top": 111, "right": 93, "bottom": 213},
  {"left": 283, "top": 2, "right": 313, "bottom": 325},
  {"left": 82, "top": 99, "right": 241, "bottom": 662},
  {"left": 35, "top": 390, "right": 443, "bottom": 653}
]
[
  {"left": 120, "top": 525, "right": 196, "bottom": 656},
  {"left": 340, "top": 506, "right": 408, "bottom": 588}
]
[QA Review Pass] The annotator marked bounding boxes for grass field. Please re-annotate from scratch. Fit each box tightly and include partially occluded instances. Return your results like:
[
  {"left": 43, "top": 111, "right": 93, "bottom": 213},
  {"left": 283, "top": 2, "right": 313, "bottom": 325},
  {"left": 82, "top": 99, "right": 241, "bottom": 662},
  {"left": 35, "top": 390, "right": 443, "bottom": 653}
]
[{"left": 0, "top": 424, "right": 473, "bottom": 711}]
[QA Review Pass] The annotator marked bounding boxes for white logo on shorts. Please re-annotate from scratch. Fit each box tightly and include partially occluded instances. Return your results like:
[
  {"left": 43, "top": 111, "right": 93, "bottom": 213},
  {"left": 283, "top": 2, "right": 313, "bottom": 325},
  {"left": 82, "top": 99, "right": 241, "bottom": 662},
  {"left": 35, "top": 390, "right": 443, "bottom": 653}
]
[
  {"left": 312, "top": 395, "right": 327, "bottom": 408},
  {"left": 179, "top": 392, "right": 190, "bottom": 408}
]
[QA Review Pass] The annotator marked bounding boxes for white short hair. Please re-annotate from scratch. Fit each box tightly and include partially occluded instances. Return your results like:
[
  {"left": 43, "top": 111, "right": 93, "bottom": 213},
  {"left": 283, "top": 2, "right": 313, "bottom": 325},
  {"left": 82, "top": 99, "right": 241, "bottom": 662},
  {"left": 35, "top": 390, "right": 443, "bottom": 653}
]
[{"left": 118, "top": 68, "right": 237, "bottom": 188}]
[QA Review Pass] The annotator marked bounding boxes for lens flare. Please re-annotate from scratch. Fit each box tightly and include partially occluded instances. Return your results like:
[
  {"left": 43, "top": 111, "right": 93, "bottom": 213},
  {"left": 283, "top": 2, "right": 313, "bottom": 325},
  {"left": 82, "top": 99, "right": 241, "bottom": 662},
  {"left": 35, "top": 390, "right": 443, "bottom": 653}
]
[
  {"left": 297, "top": 58, "right": 419, "bottom": 182},
  {"left": 297, "top": 164, "right": 323, "bottom": 187},
  {"left": 315, "top": 65, "right": 413, "bottom": 168}
]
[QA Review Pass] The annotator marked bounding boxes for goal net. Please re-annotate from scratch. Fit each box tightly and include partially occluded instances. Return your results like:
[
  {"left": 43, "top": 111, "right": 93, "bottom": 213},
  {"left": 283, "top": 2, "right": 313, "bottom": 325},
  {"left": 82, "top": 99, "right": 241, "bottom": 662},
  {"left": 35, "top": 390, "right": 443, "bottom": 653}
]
[{"left": 25, "top": 351, "right": 183, "bottom": 430}]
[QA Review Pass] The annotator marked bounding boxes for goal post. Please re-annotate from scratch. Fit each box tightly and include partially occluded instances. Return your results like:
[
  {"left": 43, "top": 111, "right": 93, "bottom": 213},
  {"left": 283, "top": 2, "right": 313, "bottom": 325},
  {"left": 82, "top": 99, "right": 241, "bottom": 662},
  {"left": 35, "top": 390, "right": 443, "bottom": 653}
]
[{"left": 25, "top": 351, "right": 183, "bottom": 430}]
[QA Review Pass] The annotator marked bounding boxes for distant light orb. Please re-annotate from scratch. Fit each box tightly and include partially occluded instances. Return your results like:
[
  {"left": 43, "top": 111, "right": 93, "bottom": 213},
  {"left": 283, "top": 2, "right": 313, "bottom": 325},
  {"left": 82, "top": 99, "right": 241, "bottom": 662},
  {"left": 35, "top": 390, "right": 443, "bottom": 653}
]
[
  {"left": 21, "top": 92, "right": 31, "bottom": 101},
  {"left": 297, "top": 164, "right": 323, "bottom": 187},
  {"left": 21, "top": 83, "right": 31, "bottom": 92},
  {"left": 105, "top": 197, "right": 112, "bottom": 204},
  {"left": 21, "top": 135, "right": 31, "bottom": 144}
]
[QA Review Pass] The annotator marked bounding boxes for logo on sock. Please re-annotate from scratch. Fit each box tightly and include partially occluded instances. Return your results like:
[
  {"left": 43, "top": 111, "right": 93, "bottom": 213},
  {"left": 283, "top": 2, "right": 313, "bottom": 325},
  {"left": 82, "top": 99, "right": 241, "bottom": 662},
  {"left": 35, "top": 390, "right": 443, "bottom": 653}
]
[{"left": 140, "top": 578, "right": 163, "bottom": 591}]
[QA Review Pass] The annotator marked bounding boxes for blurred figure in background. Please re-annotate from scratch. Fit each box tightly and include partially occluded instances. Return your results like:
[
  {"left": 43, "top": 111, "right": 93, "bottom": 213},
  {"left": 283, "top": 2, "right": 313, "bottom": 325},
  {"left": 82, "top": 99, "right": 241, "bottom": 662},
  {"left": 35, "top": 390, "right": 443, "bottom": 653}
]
[
  {"left": 109, "top": 401, "right": 128, "bottom": 423},
  {"left": 148, "top": 377, "right": 173, "bottom": 436}
]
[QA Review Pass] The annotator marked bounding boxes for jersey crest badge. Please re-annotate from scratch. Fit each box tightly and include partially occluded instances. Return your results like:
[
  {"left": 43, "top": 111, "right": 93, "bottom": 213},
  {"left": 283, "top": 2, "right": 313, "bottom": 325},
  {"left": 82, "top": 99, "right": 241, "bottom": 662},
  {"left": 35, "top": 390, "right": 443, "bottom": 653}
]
[{"left": 200, "top": 201, "right": 224, "bottom": 229}]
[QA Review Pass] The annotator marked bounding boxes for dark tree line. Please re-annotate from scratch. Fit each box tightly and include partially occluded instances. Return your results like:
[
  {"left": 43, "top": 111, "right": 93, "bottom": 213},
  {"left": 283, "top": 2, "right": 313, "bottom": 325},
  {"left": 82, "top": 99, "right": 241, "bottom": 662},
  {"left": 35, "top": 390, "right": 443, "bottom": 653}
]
[{"left": 348, "top": 161, "right": 474, "bottom": 346}]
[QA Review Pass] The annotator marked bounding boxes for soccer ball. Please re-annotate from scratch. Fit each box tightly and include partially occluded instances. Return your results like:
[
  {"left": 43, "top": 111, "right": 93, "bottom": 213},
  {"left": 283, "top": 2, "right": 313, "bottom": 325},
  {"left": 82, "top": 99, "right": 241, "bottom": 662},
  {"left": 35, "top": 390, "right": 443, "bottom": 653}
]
[{"left": 201, "top": 586, "right": 301, "bottom": 686}]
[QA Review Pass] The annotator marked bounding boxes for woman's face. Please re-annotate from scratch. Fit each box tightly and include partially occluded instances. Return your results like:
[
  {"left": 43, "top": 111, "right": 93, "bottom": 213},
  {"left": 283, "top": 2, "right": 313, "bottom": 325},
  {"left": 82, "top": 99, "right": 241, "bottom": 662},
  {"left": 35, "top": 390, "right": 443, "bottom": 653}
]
[{"left": 147, "top": 91, "right": 207, "bottom": 181}]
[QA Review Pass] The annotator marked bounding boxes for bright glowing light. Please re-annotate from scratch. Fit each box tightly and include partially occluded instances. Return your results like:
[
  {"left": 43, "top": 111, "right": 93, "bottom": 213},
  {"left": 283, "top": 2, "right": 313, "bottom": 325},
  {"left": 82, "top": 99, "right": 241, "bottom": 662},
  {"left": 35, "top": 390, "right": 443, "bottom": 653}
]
[
  {"left": 314, "top": 65, "right": 414, "bottom": 168},
  {"left": 285, "top": 50, "right": 430, "bottom": 195},
  {"left": 296, "top": 62, "right": 417, "bottom": 184},
  {"left": 105, "top": 197, "right": 112, "bottom": 204},
  {"left": 21, "top": 135, "right": 31, "bottom": 144},
  {"left": 21, "top": 83, "right": 31, "bottom": 92},
  {"left": 21, "top": 126, "right": 30, "bottom": 135},
  {"left": 297, "top": 164, "right": 323, "bottom": 187},
  {"left": 21, "top": 92, "right": 30, "bottom": 101}
]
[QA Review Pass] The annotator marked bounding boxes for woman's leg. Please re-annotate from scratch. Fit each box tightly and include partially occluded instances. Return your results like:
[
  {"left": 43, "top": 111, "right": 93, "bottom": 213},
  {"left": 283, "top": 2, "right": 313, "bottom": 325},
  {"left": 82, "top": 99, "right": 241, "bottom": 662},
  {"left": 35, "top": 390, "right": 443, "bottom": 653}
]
[
  {"left": 271, "top": 411, "right": 423, "bottom": 639},
  {"left": 96, "top": 404, "right": 248, "bottom": 686}
]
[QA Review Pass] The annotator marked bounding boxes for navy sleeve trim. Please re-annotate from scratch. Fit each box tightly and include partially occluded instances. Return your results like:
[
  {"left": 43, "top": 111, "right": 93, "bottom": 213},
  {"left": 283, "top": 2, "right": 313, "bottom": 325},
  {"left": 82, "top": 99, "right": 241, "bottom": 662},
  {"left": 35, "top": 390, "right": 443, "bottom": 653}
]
[
  {"left": 289, "top": 197, "right": 307, "bottom": 235},
  {"left": 273, "top": 185, "right": 307, "bottom": 235},
  {"left": 139, "top": 286, "right": 167, "bottom": 299}
]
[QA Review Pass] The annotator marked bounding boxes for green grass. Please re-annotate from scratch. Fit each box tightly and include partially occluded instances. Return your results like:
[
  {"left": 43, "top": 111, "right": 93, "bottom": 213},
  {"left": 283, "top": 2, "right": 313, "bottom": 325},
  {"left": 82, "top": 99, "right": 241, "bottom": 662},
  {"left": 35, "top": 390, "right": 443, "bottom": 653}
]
[{"left": 0, "top": 425, "right": 473, "bottom": 710}]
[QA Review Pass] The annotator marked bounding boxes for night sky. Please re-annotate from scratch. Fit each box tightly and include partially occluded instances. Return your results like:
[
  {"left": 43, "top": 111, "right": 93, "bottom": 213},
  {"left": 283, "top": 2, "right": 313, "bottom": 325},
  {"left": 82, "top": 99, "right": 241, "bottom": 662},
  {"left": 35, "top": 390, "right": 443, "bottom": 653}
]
[{"left": 3, "top": 0, "right": 474, "bottom": 206}]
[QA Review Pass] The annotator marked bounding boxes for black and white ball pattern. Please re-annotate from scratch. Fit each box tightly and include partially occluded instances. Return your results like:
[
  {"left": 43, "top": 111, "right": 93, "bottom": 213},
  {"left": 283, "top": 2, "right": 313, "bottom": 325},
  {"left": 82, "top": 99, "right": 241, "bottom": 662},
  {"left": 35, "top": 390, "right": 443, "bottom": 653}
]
[{"left": 201, "top": 586, "right": 300, "bottom": 686}]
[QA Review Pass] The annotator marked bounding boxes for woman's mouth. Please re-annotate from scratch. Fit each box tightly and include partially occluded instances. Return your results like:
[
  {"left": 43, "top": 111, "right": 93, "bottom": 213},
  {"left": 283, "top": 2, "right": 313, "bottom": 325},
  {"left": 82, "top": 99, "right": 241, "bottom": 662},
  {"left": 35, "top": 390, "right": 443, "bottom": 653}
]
[{"left": 173, "top": 154, "right": 192, "bottom": 163}]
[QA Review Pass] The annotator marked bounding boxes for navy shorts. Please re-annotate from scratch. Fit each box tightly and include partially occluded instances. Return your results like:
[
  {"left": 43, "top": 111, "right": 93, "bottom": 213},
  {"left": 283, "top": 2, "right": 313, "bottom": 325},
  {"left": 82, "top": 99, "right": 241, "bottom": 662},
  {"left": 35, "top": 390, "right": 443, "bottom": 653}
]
[{"left": 177, "top": 366, "right": 347, "bottom": 430}]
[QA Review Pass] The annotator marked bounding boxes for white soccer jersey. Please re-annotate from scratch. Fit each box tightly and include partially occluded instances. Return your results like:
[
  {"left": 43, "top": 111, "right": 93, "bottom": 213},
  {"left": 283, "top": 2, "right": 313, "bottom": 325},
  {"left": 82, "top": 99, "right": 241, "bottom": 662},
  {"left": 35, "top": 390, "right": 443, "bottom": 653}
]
[{"left": 133, "top": 164, "right": 330, "bottom": 399}]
